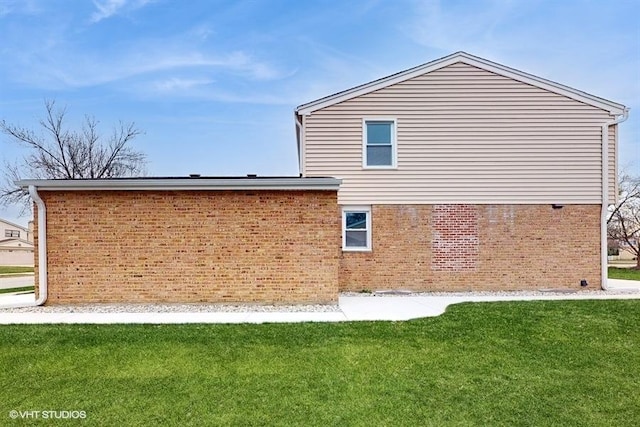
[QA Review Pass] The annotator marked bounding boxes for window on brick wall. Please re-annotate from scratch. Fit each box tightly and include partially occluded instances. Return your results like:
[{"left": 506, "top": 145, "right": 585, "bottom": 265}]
[
  {"left": 342, "top": 206, "right": 372, "bottom": 251},
  {"left": 4, "top": 230, "right": 20, "bottom": 238}
]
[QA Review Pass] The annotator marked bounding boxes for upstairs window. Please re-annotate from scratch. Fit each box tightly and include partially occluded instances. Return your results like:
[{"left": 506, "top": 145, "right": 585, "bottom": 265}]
[
  {"left": 363, "top": 119, "right": 396, "bottom": 168},
  {"left": 342, "top": 206, "right": 372, "bottom": 251},
  {"left": 5, "top": 230, "right": 20, "bottom": 238}
]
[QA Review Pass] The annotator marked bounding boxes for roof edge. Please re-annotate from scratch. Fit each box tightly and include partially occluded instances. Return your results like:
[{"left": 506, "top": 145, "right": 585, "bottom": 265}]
[
  {"left": 16, "top": 177, "right": 342, "bottom": 191},
  {"left": 0, "top": 237, "right": 34, "bottom": 246},
  {"left": 295, "top": 51, "right": 626, "bottom": 115},
  {"left": 0, "top": 218, "right": 29, "bottom": 232}
]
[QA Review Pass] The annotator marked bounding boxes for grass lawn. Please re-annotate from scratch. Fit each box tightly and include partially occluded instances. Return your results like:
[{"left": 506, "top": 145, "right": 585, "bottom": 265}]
[
  {"left": 0, "top": 266, "right": 34, "bottom": 275},
  {"left": 609, "top": 266, "right": 640, "bottom": 280},
  {"left": 0, "top": 286, "right": 34, "bottom": 295},
  {"left": 1, "top": 300, "right": 639, "bottom": 426}
]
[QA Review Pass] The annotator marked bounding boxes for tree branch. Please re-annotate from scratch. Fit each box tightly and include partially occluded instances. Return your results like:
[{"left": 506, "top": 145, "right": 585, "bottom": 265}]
[{"left": 0, "top": 99, "right": 147, "bottom": 214}]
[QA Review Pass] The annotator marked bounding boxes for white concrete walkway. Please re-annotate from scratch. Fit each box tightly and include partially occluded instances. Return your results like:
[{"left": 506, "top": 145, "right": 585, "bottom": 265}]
[
  {"left": 0, "top": 274, "right": 34, "bottom": 290},
  {"left": 607, "top": 278, "right": 640, "bottom": 291},
  {"left": 0, "top": 281, "right": 639, "bottom": 324}
]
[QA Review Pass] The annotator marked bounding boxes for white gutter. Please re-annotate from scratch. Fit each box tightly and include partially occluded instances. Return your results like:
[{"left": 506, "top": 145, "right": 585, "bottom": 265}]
[
  {"left": 0, "top": 185, "right": 48, "bottom": 308},
  {"left": 15, "top": 177, "right": 341, "bottom": 191},
  {"left": 601, "top": 109, "right": 629, "bottom": 290}
]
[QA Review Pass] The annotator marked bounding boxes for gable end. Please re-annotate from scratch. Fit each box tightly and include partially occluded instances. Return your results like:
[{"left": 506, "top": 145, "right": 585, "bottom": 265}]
[{"left": 296, "top": 52, "right": 626, "bottom": 116}]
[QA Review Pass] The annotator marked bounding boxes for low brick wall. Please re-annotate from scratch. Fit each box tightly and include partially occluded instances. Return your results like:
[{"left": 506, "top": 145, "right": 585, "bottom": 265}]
[
  {"left": 340, "top": 204, "right": 601, "bottom": 292},
  {"left": 36, "top": 190, "right": 340, "bottom": 304}
]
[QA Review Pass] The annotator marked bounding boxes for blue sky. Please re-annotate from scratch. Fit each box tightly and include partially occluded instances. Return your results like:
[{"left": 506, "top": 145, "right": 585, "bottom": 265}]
[{"left": 1, "top": 0, "right": 639, "bottom": 226}]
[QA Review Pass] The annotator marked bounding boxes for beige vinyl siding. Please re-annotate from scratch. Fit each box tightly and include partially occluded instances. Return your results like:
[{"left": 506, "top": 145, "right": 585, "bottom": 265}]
[{"left": 303, "top": 62, "right": 615, "bottom": 205}]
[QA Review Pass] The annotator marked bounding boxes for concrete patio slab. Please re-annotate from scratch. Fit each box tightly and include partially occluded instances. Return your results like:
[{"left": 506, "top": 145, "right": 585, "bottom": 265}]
[{"left": 338, "top": 292, "right": 640, "bottom": 321}]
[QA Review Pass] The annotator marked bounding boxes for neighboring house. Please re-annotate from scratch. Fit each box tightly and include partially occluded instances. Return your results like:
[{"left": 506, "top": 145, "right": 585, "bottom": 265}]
[
  {"left": 0, "top": 218, "right": 34, "bottom": 266},
  {"left": 609, "top": 238, "right": 638, "bottom": 261},
  {"left": 16, "top": 52, "right": 628, "bottom": 305},
  {"left": 295, "top": 51, "right": 627, "bottom": 292},
  {"left": 618, "top": 246, "right": 637, "bottom": 261}
]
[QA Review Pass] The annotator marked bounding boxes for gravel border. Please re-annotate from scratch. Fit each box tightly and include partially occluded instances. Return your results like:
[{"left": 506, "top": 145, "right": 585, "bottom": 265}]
[
  {"left": 1, "top": 302, "right": 341, "bottom": 314},
  {"left": 2, "top": 289, "right": 639, "bottom": 313}
]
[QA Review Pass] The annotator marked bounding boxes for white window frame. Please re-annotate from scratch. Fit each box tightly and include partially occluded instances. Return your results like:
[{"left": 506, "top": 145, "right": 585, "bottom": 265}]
[
  {"left": 5, "top": 229, "right": 20, "bottom": 238},
  {"left": 342, "top": 206, "right": 372, "bottom": 252},
  {"left": 362, "top": 118, "right": 397, "bottom": 169}
]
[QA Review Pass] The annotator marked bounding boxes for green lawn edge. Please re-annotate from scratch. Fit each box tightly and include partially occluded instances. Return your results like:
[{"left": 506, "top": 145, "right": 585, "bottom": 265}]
[
  {"left": 0, "top": 266, "right": 34, "bottom": 275},
  {"left": 608, "top": 266, "right": 640, "bottom": 280},
  {"left": 1, "top": 299, "right": 638, "bottom": 426},
  {"left": 0, "top": 286, "right": 34, "bottom": 295}
]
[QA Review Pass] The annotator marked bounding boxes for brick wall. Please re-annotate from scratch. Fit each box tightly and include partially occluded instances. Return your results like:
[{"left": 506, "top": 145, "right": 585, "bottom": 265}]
[
  {"left": 36, "top": 190, "right": 340, "bottom": 304},
  {"left": 35, "top": 196, "right": 602, "bottom": 303},
  {"left": 432, "top": 204, "right": 479, "bottom": 271},
  {"left": 340, "top": 204, "right": 601, "bottom": 291}
]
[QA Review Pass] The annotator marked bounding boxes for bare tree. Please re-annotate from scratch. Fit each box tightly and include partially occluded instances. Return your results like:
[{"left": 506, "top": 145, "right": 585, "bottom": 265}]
[
  {"left": 608, "top": 172, "right": 640, "bottom": 268},
  {"left": 1, "top": 100, "right": 146, "bottom": 214},
  {"left": 608, "top": 172, "right": 640, "bottom": 225}
]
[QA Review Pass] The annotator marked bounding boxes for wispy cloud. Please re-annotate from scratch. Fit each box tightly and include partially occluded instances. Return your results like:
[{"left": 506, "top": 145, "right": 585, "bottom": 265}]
[
  {"left": 52, "top": 50, "right": 286, "bottom": 87},
  {"left": 188, "top": 24, "right": 215, "bottom": 41},
  {"left": 402, "top": 0, "right": 516, "bottom": 56},
  {"left": 153, "top": 77, "right": 215, "bottom": 92},
  {"left": 0, "top": 0, "right": 42, "bottom": 18},
  {"left": 90, "top": 0, "right": 154, "bottom": 23},
  {"left": 161, "top": 89, "right": 296, "bottom": 106},
  {"left": 90, "top": 0, "right": 126, "bottom": 23},
  {"left": 9, "top": 36, "right": 289, "bottom": 91},
  {"left": 401, "top": 0, "right": 639, "bottom": 103},
  {"left": 283, "top": 36, "right": 393, "bottom": 105}
]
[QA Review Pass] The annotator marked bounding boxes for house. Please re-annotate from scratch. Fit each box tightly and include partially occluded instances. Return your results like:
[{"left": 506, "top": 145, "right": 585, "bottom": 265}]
[
  {"left": 608, "top": 238, "right": 638, "bottom": 261},
  {"left": 15, "top": 52, "right": 628, "bottom": 305},
  {"left": 0, "top": 218, "right": 34, "bottom": 266},
  {"left": 295, "top": 51, "right": 627, "bottom": 292}
]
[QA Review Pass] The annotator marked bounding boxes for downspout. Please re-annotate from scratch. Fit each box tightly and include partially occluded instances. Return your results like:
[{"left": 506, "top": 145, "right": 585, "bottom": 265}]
[
  {"left": 601, "top": 109, "right": 629, "bottom": 290},
  {"left": 0, "top": 185, "right": 47, "bottom": 308},
  {"left": 295, "top": 113, "right": 304, "bottom": 176}
]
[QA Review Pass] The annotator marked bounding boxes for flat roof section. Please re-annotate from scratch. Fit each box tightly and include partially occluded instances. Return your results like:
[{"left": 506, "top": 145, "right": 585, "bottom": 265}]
[{"left": 16, "top": 176, "right": 342, "bottom": 191}]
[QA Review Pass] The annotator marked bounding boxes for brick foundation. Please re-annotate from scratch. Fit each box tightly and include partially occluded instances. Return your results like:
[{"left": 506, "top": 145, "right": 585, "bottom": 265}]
[
  {"left": 36, "top": 190, "right": 340, "bottom": 304},
  {"left": 339, "top": 204, "right": 601, "bottom": 292}
]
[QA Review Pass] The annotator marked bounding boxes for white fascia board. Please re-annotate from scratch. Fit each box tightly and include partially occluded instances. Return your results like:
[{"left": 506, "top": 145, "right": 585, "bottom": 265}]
[
  {"left": 295, "top": 51, "right": 626, "bottom": 116},
  {"left": 0, "top": 237, "right": 33, "bottom": 246},
  {"left": 464, "top": 54, "right": 627, "bottom": 115},
  {"left": 15, "top": 178, "right": 342, "bottom": 191},
  {"left": 0, "top": 218, "right": 29, "bottom": 232},
  {"left": 296, "top": 53, "right": 464, "bottom": 115}
]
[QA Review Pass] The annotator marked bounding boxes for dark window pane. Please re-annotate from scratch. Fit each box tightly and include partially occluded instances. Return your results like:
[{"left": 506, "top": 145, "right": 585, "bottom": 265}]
[
  {"left": 367, "top": 122, "right": 392, "bottom": 144},
  {"left": 5, "top": 230, "right": 20, "bottom": 238},
  {"left": 346, "top": 212, "right": 367, "bottom": 229},
  {"left": 367, "top": 145, "right": 392, "bottom": 166},
  {"left": 346, "top": 230, "right": 367, "bottom": 247}
]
